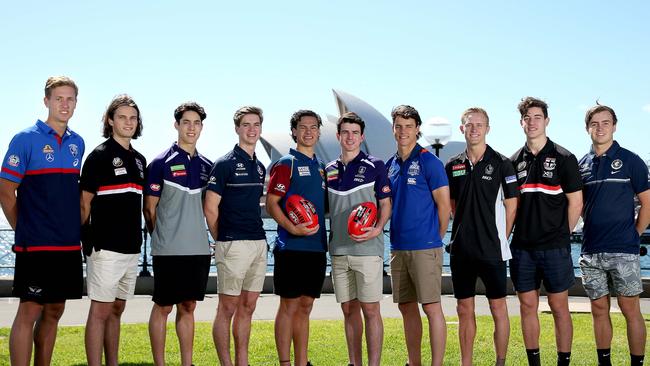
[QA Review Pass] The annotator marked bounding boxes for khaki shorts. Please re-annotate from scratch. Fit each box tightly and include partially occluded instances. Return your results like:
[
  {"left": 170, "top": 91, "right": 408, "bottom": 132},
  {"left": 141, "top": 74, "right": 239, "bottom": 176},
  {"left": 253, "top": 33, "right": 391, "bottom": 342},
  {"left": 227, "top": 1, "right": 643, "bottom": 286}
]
[
  {"left": 331, "top": 255, "right": 384, "bottom": 303},
  {"left": 215, "top": 240, "right": 267, "bottom": 295},
  {"left": 86, "top": 249, "right": 139, "bottom": 302},
  {"left": 390, "top": 248, "right": 442, "bottom": 304}
]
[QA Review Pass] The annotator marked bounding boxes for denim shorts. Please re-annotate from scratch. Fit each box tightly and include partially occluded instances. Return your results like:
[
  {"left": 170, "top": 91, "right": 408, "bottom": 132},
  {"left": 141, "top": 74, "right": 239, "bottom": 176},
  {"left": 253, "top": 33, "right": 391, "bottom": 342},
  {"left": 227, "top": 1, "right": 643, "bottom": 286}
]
[{"left": 510, "top": 247, "right": 575, "bottom": 293}]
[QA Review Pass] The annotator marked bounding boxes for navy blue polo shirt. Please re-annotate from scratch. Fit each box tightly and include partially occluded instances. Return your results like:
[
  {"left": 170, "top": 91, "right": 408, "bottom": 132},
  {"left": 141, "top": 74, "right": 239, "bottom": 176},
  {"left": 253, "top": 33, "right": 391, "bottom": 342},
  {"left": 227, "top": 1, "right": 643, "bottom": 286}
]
[
  {"left": 267, "top": 148, "right": 327, "bottom": 252},
  {"left": 579, "top": 141, "right": 650, "bottom": 254},
  {"left": 386, "top": 144, "right": 448, "bottom": 250},
  {"left": 207, "top": 144, "right": 266, "bottom": 241},
  {"left": 1, "top": 120, "right": 85, "bottom": 252}
]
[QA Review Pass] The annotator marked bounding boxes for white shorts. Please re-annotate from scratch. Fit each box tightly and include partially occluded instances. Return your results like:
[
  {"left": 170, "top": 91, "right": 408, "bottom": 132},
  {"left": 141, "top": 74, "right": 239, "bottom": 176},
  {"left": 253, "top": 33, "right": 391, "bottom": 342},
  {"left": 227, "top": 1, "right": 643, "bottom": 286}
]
[
  {"left": 331, "top": 255, "right": 384, "bottom": 303},
  {"left": 86, "top": 248, "right": 139, "bottom": 302},
  {"left": 215, "top": 240, "right": 268, "bottom": 295}
]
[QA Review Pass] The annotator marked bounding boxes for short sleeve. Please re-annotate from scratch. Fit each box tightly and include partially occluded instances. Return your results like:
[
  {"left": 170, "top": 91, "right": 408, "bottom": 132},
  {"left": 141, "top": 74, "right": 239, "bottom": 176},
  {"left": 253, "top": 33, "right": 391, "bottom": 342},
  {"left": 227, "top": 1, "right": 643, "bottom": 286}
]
[
  {"left": 80, "top": 151, "right": 100, "bottom": 193},
  {"left": 206, "top": 160, "right": 229, "bottom": 195},
  {"left": 424, "top": 154, "right": 449, "bottom": 191},
  {"left": 500, "top": 158, "right": 520, "bottom": 199},
  {"left": 373, "top": 160, "right": 391, "bottom": 199},
  {"left": 145, "top": 158, "right": 165, "bottom": 197},
  {"left": 560, "top": 154, "right": 583, "bottom": 194},
  {"left": 1, "top": 134, "right": 29, "bottom": 183},
  {"left": 267, "top": 159, "right": 292, "bottom": 197},
  {"left": 629, "top": 154, "right": 650, "bottom": 194}
]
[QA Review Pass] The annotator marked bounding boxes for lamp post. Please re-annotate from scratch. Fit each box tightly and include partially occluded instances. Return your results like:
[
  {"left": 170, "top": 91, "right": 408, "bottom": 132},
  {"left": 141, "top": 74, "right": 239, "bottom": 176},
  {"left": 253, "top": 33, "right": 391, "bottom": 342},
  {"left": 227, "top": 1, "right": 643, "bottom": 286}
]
[{"left": 421, "top": 116, "right": 452, "bottom": 158}]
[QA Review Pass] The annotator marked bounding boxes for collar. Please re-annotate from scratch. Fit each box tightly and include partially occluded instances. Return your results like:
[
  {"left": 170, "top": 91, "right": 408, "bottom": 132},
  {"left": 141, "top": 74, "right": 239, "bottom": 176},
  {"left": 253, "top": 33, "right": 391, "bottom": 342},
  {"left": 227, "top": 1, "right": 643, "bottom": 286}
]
[
  {"left": 338, "top": 150, "right": 367, "bottom": 167},
  {"left": 460, "top": 144, "right": 495, "bottom": 165},
  {"left": 590, "top": 141, "right": 621, "bottom": 159},
  {"left": 290, "top": 148, "right": 317, "bottom": 163},
  {"left": 107, "top": 137, "right": 133, "bottom": 152},
  {"left": 37, "top": 119, "right": 70, "bottom": 137},
  {"left": 394, "top": 143, "right": 425, "bottom": 163},
  {"left": 233, "top": 144, "right": 257, "bottom": 161},
  {"left": 172, "top": 142, "right": 198, "bottom": 158},
  {"left": 523, "top": 138, "right": 554, "bottom": 157}
]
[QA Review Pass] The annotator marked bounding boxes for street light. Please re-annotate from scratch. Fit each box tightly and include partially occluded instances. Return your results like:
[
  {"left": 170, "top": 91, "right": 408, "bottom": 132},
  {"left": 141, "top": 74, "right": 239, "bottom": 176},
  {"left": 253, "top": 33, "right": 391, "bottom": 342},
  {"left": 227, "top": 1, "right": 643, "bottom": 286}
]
[{"left": 421, "top": 116, "right": 452, "bottom": 157}]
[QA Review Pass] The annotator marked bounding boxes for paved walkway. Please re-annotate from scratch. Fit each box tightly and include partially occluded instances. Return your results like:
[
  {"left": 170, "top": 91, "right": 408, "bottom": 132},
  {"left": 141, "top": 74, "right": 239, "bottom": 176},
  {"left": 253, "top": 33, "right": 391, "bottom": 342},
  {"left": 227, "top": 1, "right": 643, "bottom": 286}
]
[{"left": 1, "top": 294, "right": 647, "bottom": 328}]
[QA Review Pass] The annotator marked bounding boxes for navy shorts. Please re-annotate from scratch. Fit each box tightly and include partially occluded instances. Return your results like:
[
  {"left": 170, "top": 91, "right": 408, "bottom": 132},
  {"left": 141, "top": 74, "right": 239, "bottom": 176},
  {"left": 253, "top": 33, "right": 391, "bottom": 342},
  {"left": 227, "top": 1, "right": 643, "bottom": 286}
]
[
  {"left": 450, "top": 255, "right": 507, "bottom": 299},
  {"left": 273, "top": 249, "right": 326, "bottom": 299},
  {"left": 152, "top": 255, "right": 211, "bottom": 306},
  {"left": 510, "top": 247, "right": 575, "bottom": 293},
  {"left": 13, "top": 250, "right": 83, "bottom": 303}
]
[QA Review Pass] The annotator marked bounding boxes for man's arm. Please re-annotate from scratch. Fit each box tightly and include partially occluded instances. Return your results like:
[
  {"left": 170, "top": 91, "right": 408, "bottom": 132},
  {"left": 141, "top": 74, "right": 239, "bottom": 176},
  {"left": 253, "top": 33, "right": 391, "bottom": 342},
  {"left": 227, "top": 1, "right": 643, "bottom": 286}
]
[
  {"left": 450, "top": 199, "right": 456, "bottom": 217},
  {"left": 204, "top": 190, "right": 221, "bottom": 241},
  {"left": 566, "top": 190, "right": 583, "bottom": 232},
  {"left": 80, "top": 191, "right": 94, "bottom": 225},
  {"left": 143, "top": 195, "right": 160, "bottom": 234},
  {"left": 504, "top": 197, "right": 517, "bottom": 238},
  {"left": 636, "top": 190, "right": 650, "bottom": 236},
  {"left": 266, "top": 193, "right": 318, "bottom": 236},
  {"left": 351, "top": 197, "right": 391, "bottom": 242},
  {"left": 0, "top": 178, "right": 18, "bottom": 230},
  {"left": 432, "top": 186, "right": 451, "bottom": 239}
]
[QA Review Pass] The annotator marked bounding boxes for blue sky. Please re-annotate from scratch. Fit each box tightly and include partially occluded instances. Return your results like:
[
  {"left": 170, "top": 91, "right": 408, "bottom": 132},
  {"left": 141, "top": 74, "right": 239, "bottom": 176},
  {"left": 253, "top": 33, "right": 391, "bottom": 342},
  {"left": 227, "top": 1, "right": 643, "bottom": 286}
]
[{"left": 1, "top": 0, "right": 649, "bottom": 173}]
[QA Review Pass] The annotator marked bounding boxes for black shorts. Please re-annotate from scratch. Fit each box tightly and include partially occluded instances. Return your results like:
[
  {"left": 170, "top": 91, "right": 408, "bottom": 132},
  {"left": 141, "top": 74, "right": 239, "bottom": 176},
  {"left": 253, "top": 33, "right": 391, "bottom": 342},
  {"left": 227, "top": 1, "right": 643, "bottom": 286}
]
[
  {"left": 450, "top": 255, "right": 507, "bottom": 299},
  {"left": 273, "top": 249, "right": 326, "bottom": 298},
  {"left": 13, "top": 250, "right": 83, "bottom": 303},
  {"left": 510, "top": 247, "right": 575, "bottom": 293},
  {"left": 152, "top": 255, "right": 211, "bottom": 306}
]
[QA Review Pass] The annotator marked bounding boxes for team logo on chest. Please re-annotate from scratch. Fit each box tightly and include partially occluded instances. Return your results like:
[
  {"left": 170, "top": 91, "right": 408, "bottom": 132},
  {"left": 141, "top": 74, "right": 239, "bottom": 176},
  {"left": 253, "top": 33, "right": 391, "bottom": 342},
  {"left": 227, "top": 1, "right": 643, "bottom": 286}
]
[
  {"left": 543, "top": 157, "right": 556, "bottom": 170},
  {"left": 257, "top": 164, "right": 264, "bottom": 178},
  {"left": 517, "top": 161, "right": 527, "bottom": 171},
  {"left": 611, "top": 159, "right": 623, "bottom": 170},
  {"left": 69, "top": 144, "right": 78, "bottom": 157},
  {"left": 482, "top": 164, "right": 494, "bottom": 180},
  {"left": 407, "top": 161, "right": 420, "bottom": 176},
  {"left": 113, "top": 157, "right": 123, "bottom": 167}
]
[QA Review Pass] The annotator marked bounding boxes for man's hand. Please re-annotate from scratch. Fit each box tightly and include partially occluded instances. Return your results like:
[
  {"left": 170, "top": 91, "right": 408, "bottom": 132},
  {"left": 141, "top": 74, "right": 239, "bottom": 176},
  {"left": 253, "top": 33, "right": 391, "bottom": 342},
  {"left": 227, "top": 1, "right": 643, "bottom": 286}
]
[
  {"left": 289, "top": 222, "right": 320, "bottom": 236},
  {"left": 350, "top": 226, "right": 382, "bottom": 242}
]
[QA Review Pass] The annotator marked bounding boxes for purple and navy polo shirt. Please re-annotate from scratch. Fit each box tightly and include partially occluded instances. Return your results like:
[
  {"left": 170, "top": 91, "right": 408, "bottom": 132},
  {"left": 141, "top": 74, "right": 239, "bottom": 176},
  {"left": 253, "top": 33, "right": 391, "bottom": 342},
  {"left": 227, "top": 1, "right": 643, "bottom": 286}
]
[
  {"left": 326, "top": 151, "right": 391, "bottom": 257},
  {"left": 267, "top": 148, "right": 327, "bottom": 252},
  {"left": 206, "top": 144, "right": 266, "bottom": 242},
  {"left": 1, "top": 120, "right": 85, "bottom": 252},
  {"left": 145, "top": 143, "right": 212, "bottom": 256},
  {"left": 579, "top": 141, "right": 650, "bottom": 254},
  {"left": 386, "top": 143, "right": 449, "bottom": 251}
]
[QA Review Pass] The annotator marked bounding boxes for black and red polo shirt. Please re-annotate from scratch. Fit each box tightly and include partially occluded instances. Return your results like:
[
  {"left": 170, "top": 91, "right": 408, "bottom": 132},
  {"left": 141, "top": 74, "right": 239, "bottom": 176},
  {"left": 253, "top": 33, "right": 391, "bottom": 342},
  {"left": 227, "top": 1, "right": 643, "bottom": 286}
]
[
  {"left": 510, "top": 138, "right": 582, "bottom": 250},
  {"left": 80, "top": 138, "right": 146, "bottom": 254},
  {"left": 446, "top": 145, "right": 519, "bottom": 261}
]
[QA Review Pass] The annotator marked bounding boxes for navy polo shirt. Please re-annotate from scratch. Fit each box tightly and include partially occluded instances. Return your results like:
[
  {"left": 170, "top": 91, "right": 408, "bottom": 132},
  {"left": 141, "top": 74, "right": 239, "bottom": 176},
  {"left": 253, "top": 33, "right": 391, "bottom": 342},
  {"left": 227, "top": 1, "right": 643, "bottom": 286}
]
[
  {"left": 326, "top": 151, "right": 391, "bottom": 257},
  {"left": 386, "top": 144, "right": 448, "bottom": 250},
  {"left": 207, "top": 144, "right": 266, "bottom": 241},
  {"left": 267, "top": 148, "right": 327, "bottom": 252},
  {"left": 1, "top": 120, "right": 85, "bottom": 252},
  {"left": 579, "top": 141, "right": 650, "bottom": 254}
]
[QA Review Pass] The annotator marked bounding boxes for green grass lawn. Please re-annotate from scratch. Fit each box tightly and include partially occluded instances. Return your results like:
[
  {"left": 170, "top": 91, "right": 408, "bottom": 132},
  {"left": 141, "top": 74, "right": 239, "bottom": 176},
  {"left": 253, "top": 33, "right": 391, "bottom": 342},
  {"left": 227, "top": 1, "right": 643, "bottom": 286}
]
[{"left": 0, "top": 314, "right": 647, "bottom": 365}]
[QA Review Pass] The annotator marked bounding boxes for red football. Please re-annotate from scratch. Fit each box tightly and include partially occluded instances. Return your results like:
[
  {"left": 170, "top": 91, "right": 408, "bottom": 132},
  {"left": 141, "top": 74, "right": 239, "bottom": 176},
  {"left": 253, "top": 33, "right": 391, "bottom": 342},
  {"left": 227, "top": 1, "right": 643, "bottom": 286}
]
[
  {"left": 348, "top": 202, "right": 378, "bottom": 236},
  {"left": 285, "top": 194, "right": 319, "bottom": 229}
]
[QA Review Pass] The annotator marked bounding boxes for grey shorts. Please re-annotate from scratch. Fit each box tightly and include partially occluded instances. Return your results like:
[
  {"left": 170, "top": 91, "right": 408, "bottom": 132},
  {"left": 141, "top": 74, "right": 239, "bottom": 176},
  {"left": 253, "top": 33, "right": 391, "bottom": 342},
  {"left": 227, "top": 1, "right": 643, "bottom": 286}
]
[{"left": 579, "top": 253, "right": 643, "bottom": 300}]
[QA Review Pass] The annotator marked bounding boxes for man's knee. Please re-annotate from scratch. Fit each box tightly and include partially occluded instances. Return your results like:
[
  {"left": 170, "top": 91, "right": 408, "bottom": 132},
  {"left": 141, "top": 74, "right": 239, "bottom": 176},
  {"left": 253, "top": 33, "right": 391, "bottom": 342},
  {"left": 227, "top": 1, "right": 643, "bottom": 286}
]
[
  {"left": 42, "top": 302, "right": 66, "bottom": 321},
  {"left": 456, "top": 299, "right": 475, "bottom": 319},
  {"left": 297, "top": 297, "right": 315, "bottom": 315},
  {"left": 178, "top": 301, "right": 197, "bottom": 314}
]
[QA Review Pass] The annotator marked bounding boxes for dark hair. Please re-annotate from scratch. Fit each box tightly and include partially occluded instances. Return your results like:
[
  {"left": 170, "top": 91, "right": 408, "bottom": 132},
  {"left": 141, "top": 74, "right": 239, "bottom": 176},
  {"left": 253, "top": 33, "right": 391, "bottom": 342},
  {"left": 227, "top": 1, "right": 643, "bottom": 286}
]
[
  {"left": 585, "top": 103, "right": 618, "bottom": 128},
  {"left": 391, "top": 105, "right": 422, "bottom": 139},
  {"left": 45, "top": 76, "right": 78, "bottom": 98},
  {"left": 102, "top": 94, "right": 143, "bottom": 139},
  {"left": 174, "top": 102, "right": 207, "bottom": 123},
  {"left": 518, "top": 97, "right": 548, "bottom": 118},
  {"left": 290, "top": 109, "right": 322, "bottom": 142},
  {"left": 233, "top": 106, "right": 263, "bottom": 127},
  {"left": 460, "top": 107, "right": 489, "bottom": 125},
  {"left": 337, "top": 112, "right": 365, "bottom": 134}
]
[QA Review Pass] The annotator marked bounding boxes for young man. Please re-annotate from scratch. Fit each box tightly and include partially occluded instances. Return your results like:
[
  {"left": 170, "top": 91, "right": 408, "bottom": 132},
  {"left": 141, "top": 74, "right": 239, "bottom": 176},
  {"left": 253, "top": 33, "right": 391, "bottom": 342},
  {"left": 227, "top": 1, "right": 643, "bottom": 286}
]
[
  {"left": 204, "top": 106, "right": 267, "bottom": 366},
  {"left": 386, "top": 105, "right": 451, "bottom": 366},
  {"left": 578, "top": 104, "right": 649, "bottom": 366},
  {"left": 266, "top": 110, "right": 327, "bottom": 366},
  {"left": 80, "top": 95, "right": 146, "bottom": 366},
  {"left": 0, "top": 76, "right": 84, "bottom": 366},
  {"left": 326, "top": 112, "right": 392, "bottom": 366},
  {"left": 144, "top": 102, "right": 213, "bottom": 366},
  {"left": 510, "top": 97, "right": 583, "bottom": 366},
  {"left": 445, "top": 108, "right": 518, "bottom": 366}
]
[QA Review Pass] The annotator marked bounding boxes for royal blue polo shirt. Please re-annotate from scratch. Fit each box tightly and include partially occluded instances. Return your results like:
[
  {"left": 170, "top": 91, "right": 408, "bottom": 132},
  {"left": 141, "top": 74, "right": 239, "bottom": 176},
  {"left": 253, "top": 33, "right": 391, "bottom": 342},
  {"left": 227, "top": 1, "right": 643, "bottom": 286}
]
[
  {"left": 206, "top": 144, "right": 266, "bottom": 241},
  {"left": 1, "top": 120, "right": 85, "bottom": 252},
  {"left": 267, "top": 148, "right": 327, "bottom": 252},
  {"left": 386, "top": 143, "right": 449, "bottom": 250},
  {"left": 579, "top": 141, "right": 650, "bottom": 254}
]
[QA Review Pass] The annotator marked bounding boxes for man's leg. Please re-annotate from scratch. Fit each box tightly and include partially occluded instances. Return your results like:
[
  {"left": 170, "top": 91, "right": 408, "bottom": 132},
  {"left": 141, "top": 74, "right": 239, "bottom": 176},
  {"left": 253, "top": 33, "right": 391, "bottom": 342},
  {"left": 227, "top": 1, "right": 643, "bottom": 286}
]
[
  {"left": 214, "top": 294, "right": 240, "bottom": 366},
  {"left": 617, "top": 295, "right": 646, "bottom": 356},
  {"left": 457, "top": 297, "right": 476, "bottom": 366},
  {"left": 341, "top": 299, "right": 363, "bottom": 366},
  {"left": 85, "top": 300, "right": 116, "bottom": 366},
  {"left": 275, "top": 297, "right": 300, "bottom": 366},
  {"left": 422, "top": 301, "right": 446, "bottom": 366},
  {"left": 293, "top": 295, "right": 315, "bottom": 366},
  {"left": 398, "top": 301, "right": 422, "bottom": 366},
  {"left": 488, "top": 297, "right": 509, "bottom": 365},
  {"left": 176, "top": 300, "right": 197, "bottom": 366},
  {"left": 10, "top": 301, "right": 44, "bottom": 366},
  {"left": 547, "top": 290, "right": 573, "bottom": 353},
  {"left": 590, "top": 296, "right": 612, "bottom": 349},
  {"left": 149, "top": 303, "right": 173, "bottom": 366},
  {"left": 517, "top": 290, "right": 541, "bottom": 349},
  {"left": 233, "top": 290, "right": 261, "bottom": 366},
  {"left": 33, "top": 302, "right": 66, "bottom": 366},
  {"left": 360, "top": 301, "right": 383, "bottom": 366},
  {"left": 104, "top": 299, "right": 126, "bottom": 366}
]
